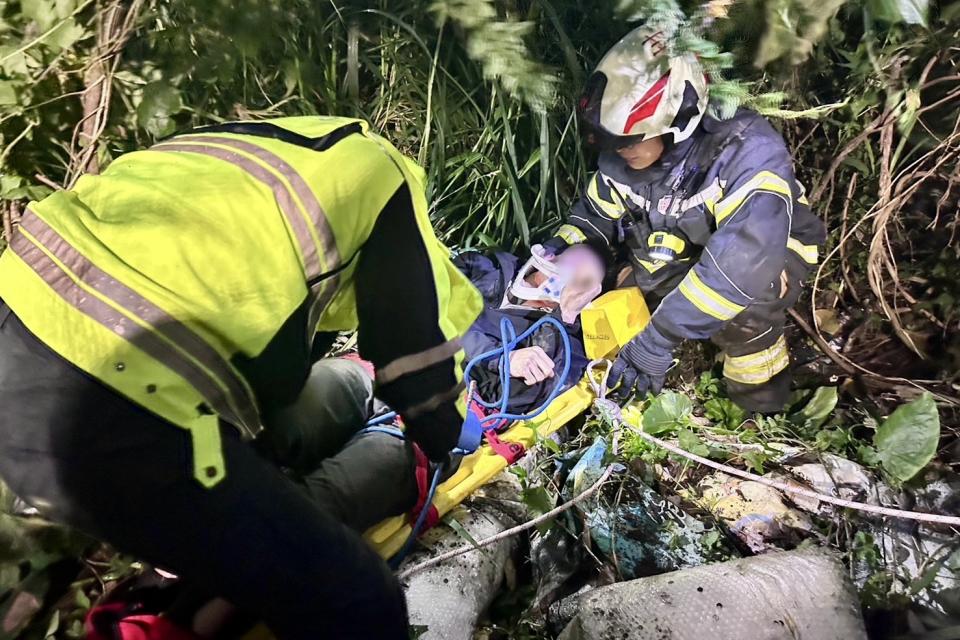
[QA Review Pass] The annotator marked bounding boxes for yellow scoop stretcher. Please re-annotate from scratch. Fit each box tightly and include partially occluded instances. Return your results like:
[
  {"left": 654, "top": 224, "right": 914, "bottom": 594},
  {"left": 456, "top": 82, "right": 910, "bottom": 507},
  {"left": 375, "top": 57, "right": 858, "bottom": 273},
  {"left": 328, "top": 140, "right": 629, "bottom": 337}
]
[{"left": 364, "top": 288, "right": 651, "bottom": 558}]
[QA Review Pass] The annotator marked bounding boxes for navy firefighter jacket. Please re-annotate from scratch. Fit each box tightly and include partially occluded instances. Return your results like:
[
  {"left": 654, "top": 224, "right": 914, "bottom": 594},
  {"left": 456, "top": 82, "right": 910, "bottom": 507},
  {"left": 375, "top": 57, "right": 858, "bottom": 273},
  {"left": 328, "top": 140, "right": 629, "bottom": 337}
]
[{"left": 552, "top": 109, "right": 826, "bottom": 344}]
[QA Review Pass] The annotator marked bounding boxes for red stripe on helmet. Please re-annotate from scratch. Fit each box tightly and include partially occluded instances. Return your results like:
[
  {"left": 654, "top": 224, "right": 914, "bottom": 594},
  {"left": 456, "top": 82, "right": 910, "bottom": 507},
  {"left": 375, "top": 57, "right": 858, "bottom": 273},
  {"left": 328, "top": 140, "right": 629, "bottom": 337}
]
[{"left": 622, "top": 73, "right": 670, "bottom": 134}]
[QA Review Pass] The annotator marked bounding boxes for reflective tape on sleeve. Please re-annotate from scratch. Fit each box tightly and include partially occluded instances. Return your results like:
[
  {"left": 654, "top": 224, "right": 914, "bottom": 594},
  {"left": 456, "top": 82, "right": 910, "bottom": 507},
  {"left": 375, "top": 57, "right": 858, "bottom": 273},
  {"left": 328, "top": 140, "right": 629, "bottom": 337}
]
[
  {"left": 556, "top": 224, "right": 587, "bottom": 245},
  {"left": 713, "top": 171, "right": 793, "bottom": 225},
  {"left": 376, "top": 338, "right": 464, "bottom": 386},
  {"left": 678, "top": 269, "right": 745, "bottom": 321}
]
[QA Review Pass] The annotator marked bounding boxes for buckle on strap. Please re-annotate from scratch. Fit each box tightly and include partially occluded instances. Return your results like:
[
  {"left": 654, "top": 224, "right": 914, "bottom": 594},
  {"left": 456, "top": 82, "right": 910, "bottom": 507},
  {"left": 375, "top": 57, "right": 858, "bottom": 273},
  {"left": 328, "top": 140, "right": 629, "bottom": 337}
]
[{"left": 484, "top": 430, "right": 525, "bottom": 465}]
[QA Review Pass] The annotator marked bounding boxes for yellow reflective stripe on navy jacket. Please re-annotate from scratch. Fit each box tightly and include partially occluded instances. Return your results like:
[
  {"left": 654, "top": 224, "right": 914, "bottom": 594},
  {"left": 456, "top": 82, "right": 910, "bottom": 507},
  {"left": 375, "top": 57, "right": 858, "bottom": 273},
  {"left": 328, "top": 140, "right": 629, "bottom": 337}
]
[
  {"left": 585, "top": 172, "right": 627, "bottom": 219},
  {"left": 678, "top": 268, "right": 745, "bottom": 321},
  {"left": 787, "top": 237, "right": 818, "bottom": 264},
  {"left": 713, "top": 170, "right": 793, "bottom": 225},
  {"left": 553, "top": 111, "right": 825, "bottom": 362},
  {"left": 555, "top": 223, "right": 587, "bottom": 245}
]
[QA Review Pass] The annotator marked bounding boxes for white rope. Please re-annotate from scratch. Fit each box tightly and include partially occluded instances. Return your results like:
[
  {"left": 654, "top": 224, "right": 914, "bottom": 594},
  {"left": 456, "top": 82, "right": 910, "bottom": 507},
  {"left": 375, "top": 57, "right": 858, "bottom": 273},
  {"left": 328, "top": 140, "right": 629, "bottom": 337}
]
[
  {"left": 397, "top": 465, "right": 616, "bottom": 579},
  {"left": 624, "top": 423, "right": 960, "bottom": 527}
]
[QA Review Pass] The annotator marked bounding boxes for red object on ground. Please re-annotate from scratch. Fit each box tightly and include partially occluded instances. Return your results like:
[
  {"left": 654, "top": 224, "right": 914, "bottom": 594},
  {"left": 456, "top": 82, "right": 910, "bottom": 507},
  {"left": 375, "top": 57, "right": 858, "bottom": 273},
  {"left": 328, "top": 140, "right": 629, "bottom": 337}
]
[{"left": 85, "top": 603, "right": 199, "bottom": 640}]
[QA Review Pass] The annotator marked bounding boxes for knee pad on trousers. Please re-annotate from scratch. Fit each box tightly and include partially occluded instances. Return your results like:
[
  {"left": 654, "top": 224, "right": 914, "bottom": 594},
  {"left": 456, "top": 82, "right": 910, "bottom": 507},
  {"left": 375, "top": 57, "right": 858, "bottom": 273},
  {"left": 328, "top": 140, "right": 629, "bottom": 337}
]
[{"left": 725, "top": 367, "right": 792, "bottom": 414}]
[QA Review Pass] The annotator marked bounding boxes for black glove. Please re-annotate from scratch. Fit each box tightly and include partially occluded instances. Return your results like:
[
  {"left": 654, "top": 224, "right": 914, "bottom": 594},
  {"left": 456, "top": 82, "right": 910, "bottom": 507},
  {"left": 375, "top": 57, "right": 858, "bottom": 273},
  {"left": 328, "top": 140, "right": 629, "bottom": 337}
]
[
  {"left": 608, "top": 324, "right": 677, "bottom": 402},
  {"left": 403, "top": 401, "right": 461, "bottom": 462}
]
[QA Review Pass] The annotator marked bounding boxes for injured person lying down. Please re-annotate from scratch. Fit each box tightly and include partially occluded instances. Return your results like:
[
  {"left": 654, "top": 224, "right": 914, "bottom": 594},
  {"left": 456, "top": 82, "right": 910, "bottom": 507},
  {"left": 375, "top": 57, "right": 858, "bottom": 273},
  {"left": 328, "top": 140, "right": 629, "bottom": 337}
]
[
  {"left": 259, "top": 242, "right": 609, "bottom": 537},
  {"left": 453, "top": 243, "right": 608, "bottom": 412}
]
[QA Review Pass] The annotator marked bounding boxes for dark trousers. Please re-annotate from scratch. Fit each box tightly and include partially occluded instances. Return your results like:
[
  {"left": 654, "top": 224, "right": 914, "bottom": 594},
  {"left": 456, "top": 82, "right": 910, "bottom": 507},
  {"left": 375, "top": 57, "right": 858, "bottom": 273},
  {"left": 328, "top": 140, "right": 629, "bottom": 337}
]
[
  {"left": 643, "top": 261, "right": 805, "bottom": 414},
  {"left": 711, "top": 297, "right": 793, "bottom": 413},
  {"left": 0, "top": 303, "right": 413, "bottom": 639}
]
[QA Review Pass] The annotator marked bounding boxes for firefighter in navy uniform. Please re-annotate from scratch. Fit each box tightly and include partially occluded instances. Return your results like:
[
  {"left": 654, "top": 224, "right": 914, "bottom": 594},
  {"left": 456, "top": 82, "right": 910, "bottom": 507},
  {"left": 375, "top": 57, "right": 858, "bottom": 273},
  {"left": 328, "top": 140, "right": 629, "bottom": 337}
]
[{"left": 541, "top": 26, "right": 825, "bottom": 413}]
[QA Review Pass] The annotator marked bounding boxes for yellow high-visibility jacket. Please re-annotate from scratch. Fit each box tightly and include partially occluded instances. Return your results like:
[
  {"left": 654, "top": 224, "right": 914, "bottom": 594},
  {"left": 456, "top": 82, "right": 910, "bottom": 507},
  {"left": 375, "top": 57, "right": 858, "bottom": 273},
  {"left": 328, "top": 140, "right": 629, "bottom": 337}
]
[{"left": 0, "top": 116, "right": 482, "bottom": 486}]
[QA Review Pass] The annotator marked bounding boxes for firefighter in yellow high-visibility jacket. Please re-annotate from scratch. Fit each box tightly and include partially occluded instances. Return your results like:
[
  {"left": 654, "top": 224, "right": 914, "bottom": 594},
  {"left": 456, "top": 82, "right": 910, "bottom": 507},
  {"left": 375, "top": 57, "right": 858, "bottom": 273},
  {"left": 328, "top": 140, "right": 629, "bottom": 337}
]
[{"left": 0, "top": 117, "right": 482, "bottom": 639}]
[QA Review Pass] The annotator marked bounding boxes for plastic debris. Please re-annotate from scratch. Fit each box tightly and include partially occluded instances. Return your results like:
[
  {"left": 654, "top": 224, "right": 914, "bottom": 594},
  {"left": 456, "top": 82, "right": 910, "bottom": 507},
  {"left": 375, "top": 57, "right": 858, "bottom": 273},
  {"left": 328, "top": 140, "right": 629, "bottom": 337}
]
[
  {"left": 586, "top": 474, "right": 735, "bottom": 578},
  {"left": 777, "top": 455, "right": 959, "bottom": 618},
  {"left": 557, "top": 547, "right": 869, "bottom": 640},
  {"left": 533, "top": 437, "right": 734, "bottom": 612}
]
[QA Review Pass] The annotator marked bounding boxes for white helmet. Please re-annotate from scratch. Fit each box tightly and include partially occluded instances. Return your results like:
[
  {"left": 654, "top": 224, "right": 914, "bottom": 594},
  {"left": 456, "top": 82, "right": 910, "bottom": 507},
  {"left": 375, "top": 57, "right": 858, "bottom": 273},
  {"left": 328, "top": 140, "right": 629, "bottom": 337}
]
[{"left": 578, "top": 26, "right": 708, "bottom": 148}]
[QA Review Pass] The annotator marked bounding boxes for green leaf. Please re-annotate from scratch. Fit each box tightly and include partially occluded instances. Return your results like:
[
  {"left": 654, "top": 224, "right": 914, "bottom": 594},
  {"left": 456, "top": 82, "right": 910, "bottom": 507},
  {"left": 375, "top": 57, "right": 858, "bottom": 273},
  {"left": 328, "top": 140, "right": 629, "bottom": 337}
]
[
  {"left": 704, "top": 397, "right": 746, "bottom": 430},
  {"left": 867, "top": 0, "right": 929, "bottom": 25},
  {"left": 136, "top": 82, "right": 183, "bottom": 138},
  {"left": 742, "top": 451, "right": 769, "bottom": 474},
  {"left": 541, "top": 437, "right": 561, "bottom": 454},
  {"left": 0, "top": 47, "right": 28, "bottom": 76},
  {"left": 21, "top": 0, "right": 57, "bottom": 31},
  {"left": 55, "top": 0, "right": 78, "bottom": 18},
  {"left": 678, "top": 429, "right": 710, "bottom": 457},
  {"left": 874, "top": 393, "right": 940, "bottom": 482},
  {"left": 841, "top": 155, "right": 871, "bottom": 176},
  {"left": 444, "top": 515, "right": 481, "bottom": 549},
  {"left": 641, "top": 391, "right": 693, "bottom": 435},
  {"left": 857, "top": 444, "right": 881, "bottom": 467},
  {"left": 46, "top": 18, "right": 87, "bottom": 52},
  {"left": 521, "top": 486, "right": 553, "bottom": 516},
  {"left": 0, "top": 81, "right": 17, "bottom": 106},
  {"left": 701, "top": 529, "right": 721, "bottom": 549},
  {"left": 794, "top": 386, "right": 838, "bottom": 430}
]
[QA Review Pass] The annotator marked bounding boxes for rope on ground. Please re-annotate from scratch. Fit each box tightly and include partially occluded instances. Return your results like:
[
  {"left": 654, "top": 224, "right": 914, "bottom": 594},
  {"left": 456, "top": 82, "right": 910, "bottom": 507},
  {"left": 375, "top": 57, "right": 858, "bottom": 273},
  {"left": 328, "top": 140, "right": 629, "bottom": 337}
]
[
  {"left": 624, "top": 423, "right": 960, "bottom": 527},
  {"left": 396, "top": 464, "right": 616, "bottom": 580}
]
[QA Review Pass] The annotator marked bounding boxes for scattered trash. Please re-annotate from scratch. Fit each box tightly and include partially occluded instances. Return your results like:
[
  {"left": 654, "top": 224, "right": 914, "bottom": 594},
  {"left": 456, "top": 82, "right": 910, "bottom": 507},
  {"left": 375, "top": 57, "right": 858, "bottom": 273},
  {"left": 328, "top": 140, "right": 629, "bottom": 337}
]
[
  {"left": 698, "top": 472, "right": 813, "bottom": 552},
  {"left": 784, "top": 452, "right": 875, "bottom": 504},
  {"left": 776, "top": 455, "right": 960, "bottom": 618},
  {"left": 531, "top": 437, "right": 735, "bottom": 615},
  {"left": 556, "top": 547, "right": 869, "bottom": 640},
  {"left": 585, "top": 474, "right": 736, "bottom": 578}
]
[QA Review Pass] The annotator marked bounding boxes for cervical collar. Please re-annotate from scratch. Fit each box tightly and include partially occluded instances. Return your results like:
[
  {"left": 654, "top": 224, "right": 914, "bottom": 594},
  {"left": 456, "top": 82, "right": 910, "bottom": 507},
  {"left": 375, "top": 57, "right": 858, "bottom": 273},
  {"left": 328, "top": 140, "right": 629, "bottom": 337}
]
[{"left": 508, "top": 246, "right": 570, "bottom": 304}]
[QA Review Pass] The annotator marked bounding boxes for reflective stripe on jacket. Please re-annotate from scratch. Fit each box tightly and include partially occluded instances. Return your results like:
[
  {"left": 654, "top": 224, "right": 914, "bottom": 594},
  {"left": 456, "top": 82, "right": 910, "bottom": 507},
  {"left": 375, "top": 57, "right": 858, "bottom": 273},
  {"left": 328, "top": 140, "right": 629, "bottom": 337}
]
[
  {"left": 557, "top": 109, "right": 826, "bottom": 343},
  {"left": 0, "top": 116, "right": 482, "bottom": 485}
]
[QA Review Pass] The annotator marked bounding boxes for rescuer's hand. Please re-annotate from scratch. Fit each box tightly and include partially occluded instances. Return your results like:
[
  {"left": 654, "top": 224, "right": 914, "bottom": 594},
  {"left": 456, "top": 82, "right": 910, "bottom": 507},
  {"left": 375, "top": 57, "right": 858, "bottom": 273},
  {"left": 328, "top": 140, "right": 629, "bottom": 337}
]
[
  {"left": 559, "top": 276, "right": 602, "bottom": 323},
  {"left": 403, "top": 402, "right": 462, "bottom": 463},
  {"left": 532, "top": 237, "right": 568, "bottom": 260},
  {"left": 607, "top": 325, "right": 677, "bottom": 402},
  {"left": 509, "top": 346, "right": 555, "bottom": 385}
]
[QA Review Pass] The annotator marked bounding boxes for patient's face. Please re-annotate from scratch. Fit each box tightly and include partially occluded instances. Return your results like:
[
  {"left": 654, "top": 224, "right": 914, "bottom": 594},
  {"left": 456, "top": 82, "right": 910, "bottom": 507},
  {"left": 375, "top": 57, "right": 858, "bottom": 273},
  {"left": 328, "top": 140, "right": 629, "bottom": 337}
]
[
  {"left": 518, "top": 245, "right": 604, "bottom": 314},
  {"left": 555, "top": 246, "right": 605, "bottom": 293}
]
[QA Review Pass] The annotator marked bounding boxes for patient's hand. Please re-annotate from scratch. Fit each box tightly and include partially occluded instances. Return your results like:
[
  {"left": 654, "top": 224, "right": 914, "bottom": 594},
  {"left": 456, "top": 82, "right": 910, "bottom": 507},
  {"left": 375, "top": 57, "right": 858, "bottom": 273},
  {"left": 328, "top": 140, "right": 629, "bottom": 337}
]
[{"left": 509, "top": 347, "right": 555, "bottom": 385}]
